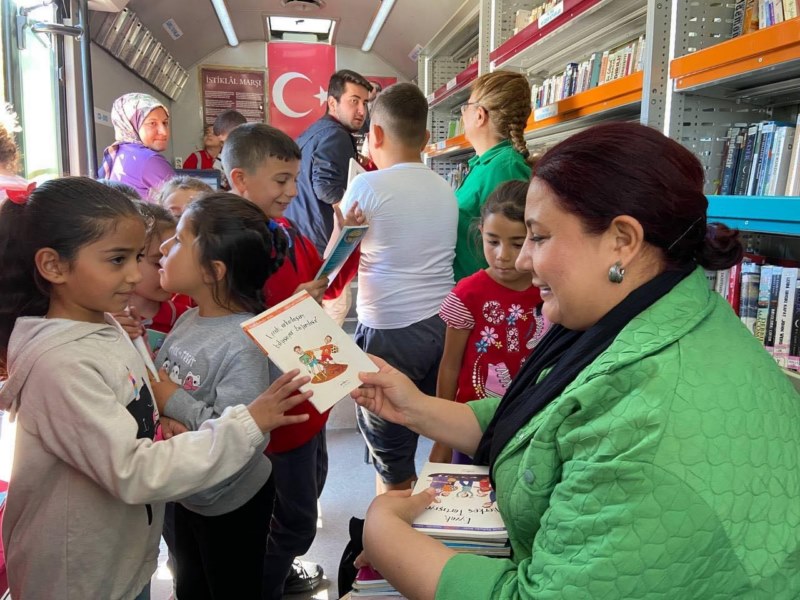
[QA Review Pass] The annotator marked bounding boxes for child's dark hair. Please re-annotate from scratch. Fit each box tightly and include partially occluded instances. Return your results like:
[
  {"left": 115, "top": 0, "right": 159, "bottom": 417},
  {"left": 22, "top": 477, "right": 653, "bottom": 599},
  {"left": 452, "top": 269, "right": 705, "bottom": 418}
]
[
  {"left": 182, "top": 193, "right": 287, "bottom": 314},
  {"left": 480, "top": 179, "right": 529, "bottom": 225},
  {"left": 220, "top": 123, "right": 301, "bottom": 175},
  {"left": 136, "top": 201, "right": 176, "bottom": 246},
  {"left": 96, "top": 178, "right": 142, "bottom": 201},
  {"left": 212, "top": 109, "right": 247, "bottom": 137},
  {"left": 0, "top": 177, "right": 142, "bottom": 375},
  {"left": 370, "top": 83, "right": 428, "bottom": 147}
]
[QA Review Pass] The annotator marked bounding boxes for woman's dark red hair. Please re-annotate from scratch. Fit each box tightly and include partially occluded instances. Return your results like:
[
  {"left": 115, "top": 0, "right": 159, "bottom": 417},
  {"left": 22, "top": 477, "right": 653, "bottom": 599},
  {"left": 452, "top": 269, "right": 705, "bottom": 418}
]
[{"left": 532, "top": 122, "right": 742, "bottom": 270}]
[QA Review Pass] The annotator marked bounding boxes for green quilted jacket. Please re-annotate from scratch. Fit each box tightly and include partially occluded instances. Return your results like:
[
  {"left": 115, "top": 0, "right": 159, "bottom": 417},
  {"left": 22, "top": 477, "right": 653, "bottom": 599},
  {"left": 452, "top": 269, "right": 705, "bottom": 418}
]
[{"left": 436, "top": 267, "right": 800, "bottom": 599}]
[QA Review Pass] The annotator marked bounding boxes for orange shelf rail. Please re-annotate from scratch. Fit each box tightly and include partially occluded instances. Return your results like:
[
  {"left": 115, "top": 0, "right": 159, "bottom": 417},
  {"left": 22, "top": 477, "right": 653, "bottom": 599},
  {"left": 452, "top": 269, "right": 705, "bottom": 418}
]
[
  {"left": 670, "top": 18, "right": 800, "bottom": 91},
  {"left": 525, "top": 71, "right": 643, "bottom": 132},
  {"left": 424, "top": 134, "right": 471, "bottom": 158}
]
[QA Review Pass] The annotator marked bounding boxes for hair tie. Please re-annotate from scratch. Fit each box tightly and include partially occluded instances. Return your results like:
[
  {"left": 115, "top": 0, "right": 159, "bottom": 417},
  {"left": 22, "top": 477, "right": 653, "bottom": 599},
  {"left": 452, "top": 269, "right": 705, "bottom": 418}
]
[{"left": 4, "top": 182, "right": 35, "bottom": 205}]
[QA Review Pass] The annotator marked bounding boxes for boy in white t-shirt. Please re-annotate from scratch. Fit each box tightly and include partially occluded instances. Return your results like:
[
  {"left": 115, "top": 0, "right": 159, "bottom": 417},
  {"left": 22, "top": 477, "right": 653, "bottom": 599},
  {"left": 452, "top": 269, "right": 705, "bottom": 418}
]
[{"left": 338, "top": 83, "right": 458, "bottom": 491}]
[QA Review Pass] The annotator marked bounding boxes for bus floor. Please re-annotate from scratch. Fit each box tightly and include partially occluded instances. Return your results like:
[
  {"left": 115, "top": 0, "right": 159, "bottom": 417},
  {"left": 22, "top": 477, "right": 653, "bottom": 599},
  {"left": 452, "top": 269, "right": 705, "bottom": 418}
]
[{"left": 150, "top": 399, "right": 434, "bottom": 600}]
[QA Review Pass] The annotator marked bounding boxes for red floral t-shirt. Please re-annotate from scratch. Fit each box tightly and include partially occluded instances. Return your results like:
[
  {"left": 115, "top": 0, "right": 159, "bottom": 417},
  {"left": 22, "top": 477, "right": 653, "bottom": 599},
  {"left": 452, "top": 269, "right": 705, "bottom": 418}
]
[{"left": 439, "top": 269, "right": 547, "bottom": 404}]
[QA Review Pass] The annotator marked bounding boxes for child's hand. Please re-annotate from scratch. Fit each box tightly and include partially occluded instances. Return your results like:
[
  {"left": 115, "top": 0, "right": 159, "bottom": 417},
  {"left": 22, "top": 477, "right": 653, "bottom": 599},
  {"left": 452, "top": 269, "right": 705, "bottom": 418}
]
[
  {"left": 247, "top": 368, "right": 312, "bottom": 433},
  {"left": 113, "top": 306, "right": 145, "bottom": 339},
  {"left": 294, "top": 278, "right": 329, "bottom": 304},
  {"left": 334, "top": 201, "right": 365, "bottom": 229},
  {"left": 160, "top": 416, "right": 189, "bottom": 439},
  {"left": 150, "top": 367, "right": 180, "bottom": 414}
]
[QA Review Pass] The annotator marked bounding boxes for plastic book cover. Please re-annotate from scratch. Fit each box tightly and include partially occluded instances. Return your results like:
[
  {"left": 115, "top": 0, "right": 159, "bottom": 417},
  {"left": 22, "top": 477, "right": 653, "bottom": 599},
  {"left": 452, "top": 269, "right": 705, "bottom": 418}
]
[
  {"left": 315, "top": 225, "right": 368, "bottom": 282},
  {"left": 241, "top": 291, "right": 378, "bottom": 414},
  {"left": 411, "top": 462, "right": 507, "bottom": 540}
]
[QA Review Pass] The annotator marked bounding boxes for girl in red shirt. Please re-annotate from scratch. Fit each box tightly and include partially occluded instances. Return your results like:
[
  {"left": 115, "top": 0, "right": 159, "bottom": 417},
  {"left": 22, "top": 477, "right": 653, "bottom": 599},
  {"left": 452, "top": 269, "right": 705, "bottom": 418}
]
[{"left": 433, "top": 180, "right": 548, "bottom": 464}]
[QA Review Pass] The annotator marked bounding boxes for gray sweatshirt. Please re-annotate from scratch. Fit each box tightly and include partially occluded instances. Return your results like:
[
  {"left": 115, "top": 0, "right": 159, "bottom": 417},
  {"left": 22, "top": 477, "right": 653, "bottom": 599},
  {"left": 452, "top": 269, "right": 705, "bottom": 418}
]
[
  {"left": 156, "top": 308, "right": 271, "bottom": 516},
  {"left": 0, "top": 315, "right": 266, "bottom": 600}
]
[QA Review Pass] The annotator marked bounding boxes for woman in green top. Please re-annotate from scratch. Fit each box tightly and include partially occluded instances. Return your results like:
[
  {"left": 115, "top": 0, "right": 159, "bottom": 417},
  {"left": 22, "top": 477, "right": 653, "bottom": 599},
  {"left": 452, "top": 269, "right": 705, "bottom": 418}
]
[{"left": 453, "top": 71, "right": 534, "bottom": 282}]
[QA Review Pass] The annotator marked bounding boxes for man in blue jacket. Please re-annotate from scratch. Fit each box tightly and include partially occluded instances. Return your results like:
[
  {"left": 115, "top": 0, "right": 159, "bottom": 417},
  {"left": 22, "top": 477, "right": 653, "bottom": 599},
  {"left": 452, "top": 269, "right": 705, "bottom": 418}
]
[{"left": 286, "top": 69, "right": 372, "bottom": 257}]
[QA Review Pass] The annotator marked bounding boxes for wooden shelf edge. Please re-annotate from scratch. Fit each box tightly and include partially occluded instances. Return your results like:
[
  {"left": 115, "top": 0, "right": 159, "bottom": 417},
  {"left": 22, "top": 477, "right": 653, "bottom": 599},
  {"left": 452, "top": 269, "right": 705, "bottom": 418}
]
[
  {"left": 424, "top": 134, "right": 471, "bottom": 158},
  {"left": 671, "top": 18, "right": 800, "bottom": 91},
  {"left": 525, "top": 72, "right": 643, "bottom": 132}
]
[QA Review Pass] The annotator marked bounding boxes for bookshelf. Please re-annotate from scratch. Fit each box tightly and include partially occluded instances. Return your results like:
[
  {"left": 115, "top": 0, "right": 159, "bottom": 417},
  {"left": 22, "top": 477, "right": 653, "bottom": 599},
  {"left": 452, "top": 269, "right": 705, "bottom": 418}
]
[{"left": 707, "top": 196, "right": 800, "bottom": 237}]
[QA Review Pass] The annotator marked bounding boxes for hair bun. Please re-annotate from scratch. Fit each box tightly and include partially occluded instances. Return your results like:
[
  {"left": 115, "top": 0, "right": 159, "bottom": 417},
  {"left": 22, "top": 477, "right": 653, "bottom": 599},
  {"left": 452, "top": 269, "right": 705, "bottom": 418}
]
[{"left": 695, "top": 223, "right": 743, "bottom": 270}]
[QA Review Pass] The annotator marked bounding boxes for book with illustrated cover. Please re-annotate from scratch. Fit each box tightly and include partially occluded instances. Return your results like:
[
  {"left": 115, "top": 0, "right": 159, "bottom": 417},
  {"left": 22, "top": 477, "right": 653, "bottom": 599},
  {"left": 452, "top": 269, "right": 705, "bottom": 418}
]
[
  {"left": 315, "top": 225, "right": 368, "bottom": 282},
  {"left": 240, "top": 290, "right": 378, "bottom": 414},
  {"left": 411, "top": 462, "right": 507, "bottom": 542}
]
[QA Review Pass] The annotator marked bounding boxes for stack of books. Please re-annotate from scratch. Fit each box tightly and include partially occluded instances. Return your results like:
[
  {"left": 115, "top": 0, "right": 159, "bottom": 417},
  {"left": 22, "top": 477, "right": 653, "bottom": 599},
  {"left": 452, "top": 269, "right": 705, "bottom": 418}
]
[{"left": 350, "top": 462, "right": 509, "bottom": 598}]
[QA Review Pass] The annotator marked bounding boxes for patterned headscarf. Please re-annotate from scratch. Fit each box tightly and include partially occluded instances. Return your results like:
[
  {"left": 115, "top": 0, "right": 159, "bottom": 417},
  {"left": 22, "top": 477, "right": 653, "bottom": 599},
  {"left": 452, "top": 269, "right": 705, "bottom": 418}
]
[{"left": 100, "top": 93, "right": 169, "bottom": 178}]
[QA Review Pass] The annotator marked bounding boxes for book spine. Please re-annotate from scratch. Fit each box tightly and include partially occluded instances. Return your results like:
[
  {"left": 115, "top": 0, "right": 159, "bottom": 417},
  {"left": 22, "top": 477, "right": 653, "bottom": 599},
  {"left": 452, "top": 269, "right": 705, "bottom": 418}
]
[
  {"left": 744, "top": 0, "right": 760, "bottom": 32},
  {"left": 734, "top": 125, "right": 759, "bottom": 195},
  {"left": 720, "top": 126, "right": 742, "bottom": 194},
  {"left": 732, "top": 0, "right": 747, "bottom": 36},
  {"left": 784, "top": 0, "right": 798, "bottom": 19},
  {"left": 747, "top": 122, "right": 767, "bottom": 195},
  {"left": 740, "top": 262, "right": 762, "bottom": 334},
  {"left": 788, "top": 278, "right": 800, "bottom": 370},
  {"left": 774, "top": 0, "right": 785, "bottom": 22},
  {"left": 599, "top": 50, "right": 610, "bottom": 84},
  {"left": 786, "top": 117, "right": 800, "bottom": 195},
  {"left": 754, "top": 265, "right": 773, "bottom": 343},
  {"left": 727, "top": 261, "right": 743, "bottom": 315},
  {"left": 774, "top": 268, "right": 798, "bottom": 367},
  {"left": 764, "top": 267, "right": 783, "bottom": 355},
  {"left": 768, "top": 126, "right": 794, "bottom": 195},
  {"left": 715, "top": 268, "right": 732, "bottom": 298}
]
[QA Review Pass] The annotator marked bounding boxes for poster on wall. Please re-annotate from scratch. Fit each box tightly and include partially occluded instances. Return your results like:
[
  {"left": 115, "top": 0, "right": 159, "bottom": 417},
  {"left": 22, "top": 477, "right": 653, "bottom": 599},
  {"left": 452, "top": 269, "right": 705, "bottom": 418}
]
[
  {"left": 200, "top": 66, "right": 266, "bottom": 126},
  {"left": 267, "top": 43, "right": 336, "bottom": 139}
]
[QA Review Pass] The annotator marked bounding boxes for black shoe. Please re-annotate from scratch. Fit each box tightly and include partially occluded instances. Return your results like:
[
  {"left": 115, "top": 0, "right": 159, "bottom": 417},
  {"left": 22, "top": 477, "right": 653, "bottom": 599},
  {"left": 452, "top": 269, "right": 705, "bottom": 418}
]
[{"left": 283, "top": 559, "right": 324, "bottom": 594}]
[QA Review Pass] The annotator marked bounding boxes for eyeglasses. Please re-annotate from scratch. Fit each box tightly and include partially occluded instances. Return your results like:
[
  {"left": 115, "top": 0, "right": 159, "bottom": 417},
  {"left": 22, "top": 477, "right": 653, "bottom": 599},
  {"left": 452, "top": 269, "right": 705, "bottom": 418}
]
[{"left": 460, "top": 101, "right": 486, "bottom": 114}]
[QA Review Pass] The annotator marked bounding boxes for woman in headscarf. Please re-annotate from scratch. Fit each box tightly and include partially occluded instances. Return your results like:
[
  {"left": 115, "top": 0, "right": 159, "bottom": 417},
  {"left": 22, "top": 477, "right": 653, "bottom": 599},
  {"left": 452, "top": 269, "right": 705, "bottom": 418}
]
[{"left": 99, "top": 93, "right": 175, "bottom": 201}]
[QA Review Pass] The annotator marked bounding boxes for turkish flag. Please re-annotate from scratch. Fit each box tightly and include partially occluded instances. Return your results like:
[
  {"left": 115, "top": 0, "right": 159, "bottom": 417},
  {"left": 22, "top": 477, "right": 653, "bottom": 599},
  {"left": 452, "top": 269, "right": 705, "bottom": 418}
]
[{"left": 267, "top": 42, "right": 336, "bottom": 140}]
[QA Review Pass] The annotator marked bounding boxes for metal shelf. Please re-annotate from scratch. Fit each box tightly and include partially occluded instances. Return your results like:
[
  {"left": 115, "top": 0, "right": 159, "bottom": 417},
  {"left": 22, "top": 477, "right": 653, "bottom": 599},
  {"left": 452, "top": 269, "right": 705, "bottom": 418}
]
[
  {"left": 707, "top": 195, "right": 800, "bottom": 236},
  {"left": 670, "top": 18, "right": 800, "bottom": 103},
  {"left": 490, "top": 0, "right": 646, "bottom": 76},
  {"left": 427, "top": 62, "right": 479, "bottom": 110}
]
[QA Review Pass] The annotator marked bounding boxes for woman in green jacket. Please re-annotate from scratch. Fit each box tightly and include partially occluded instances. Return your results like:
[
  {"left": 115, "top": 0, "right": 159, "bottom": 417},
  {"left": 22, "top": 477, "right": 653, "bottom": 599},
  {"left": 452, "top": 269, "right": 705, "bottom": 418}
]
[
  {"left": 453, "top": 71, "right": 533, "bottom": 282},
  {"left": 353, "top": 122, "right": 800, "bottom": 599}
]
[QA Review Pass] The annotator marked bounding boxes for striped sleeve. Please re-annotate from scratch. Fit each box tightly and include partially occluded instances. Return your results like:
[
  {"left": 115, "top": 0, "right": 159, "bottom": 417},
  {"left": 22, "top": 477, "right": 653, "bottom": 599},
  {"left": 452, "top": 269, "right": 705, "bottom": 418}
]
[{"left": 439, "top": 291, "right": 474, "bottom": 329}]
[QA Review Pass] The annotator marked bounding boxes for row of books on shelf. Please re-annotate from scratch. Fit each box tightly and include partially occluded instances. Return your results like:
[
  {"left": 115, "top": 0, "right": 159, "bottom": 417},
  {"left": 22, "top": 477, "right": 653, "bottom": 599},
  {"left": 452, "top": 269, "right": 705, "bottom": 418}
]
[
  {"left": 445, "top": 163, "right": 470, "bottom": 190},
  {"left": 732, "top": 0, "right": 799, "bottom": 37},
  {"left": 715, "top": 116, "right": 800, "bottom": 196},
  {"left": 530, "top": 36, "right": 645, "bottom": 109},
  {"left": 445, "top": 119, "right": 465, "bottom": 139},
  {"left": 707, "top": 255, "right": 800, "bottom": 371},
  {"left": 351, "top": 463, "right": 509, "bottom": 598}
]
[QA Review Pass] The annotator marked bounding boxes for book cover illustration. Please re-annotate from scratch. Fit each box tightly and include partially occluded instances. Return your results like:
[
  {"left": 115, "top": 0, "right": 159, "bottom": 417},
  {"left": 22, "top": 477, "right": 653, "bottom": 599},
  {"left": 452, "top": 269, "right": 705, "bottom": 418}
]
[
  {"left": 241, "top": 291, "right": 378, "bottom": 414},
  {"left": 411, "top": 462, "right": 506, "bottom": 539},
  {"left": 315, "top": 225, "right": 368, "bottom": 282}
]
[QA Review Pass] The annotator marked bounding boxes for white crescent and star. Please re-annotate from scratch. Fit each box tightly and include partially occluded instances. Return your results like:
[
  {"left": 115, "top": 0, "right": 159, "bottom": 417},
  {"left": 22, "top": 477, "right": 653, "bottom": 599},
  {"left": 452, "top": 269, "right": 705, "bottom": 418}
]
[{"left": 272, "top": 71, "right": 328, "bottom": 118}]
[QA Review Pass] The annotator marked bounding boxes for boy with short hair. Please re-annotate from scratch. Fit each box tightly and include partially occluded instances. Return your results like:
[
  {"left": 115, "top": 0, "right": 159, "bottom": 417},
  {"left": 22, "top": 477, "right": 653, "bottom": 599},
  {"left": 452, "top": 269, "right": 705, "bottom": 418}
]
[
  {"left": 220, "top": 122, "right": 360, "bottom": 598},
  {"left": 336, "top": 83, "right": 459, "bottom": 491},
  {"left": 212, "top": 109, "right": 248, "bottom": 189}
]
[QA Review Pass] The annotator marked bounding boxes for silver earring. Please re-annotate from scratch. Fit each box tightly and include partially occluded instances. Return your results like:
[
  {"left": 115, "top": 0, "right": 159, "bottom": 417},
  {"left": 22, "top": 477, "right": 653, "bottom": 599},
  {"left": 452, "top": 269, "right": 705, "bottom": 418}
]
[{"left": 608, "top": 261, "right": 625, "bottom": 284}]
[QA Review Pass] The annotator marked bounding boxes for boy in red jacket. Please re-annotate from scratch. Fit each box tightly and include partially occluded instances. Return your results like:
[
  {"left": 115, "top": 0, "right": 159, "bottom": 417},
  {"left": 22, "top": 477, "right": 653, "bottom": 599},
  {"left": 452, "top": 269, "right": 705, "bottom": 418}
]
[{"left": 222, "top": 122, "right": 361, "bottom": 598}]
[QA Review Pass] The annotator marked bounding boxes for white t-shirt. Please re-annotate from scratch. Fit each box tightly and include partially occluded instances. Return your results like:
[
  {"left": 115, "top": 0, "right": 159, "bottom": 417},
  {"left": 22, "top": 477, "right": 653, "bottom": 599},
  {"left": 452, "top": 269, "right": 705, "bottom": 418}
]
[{"left": 341, "top": 162, "right": 458, "bottom": 329}]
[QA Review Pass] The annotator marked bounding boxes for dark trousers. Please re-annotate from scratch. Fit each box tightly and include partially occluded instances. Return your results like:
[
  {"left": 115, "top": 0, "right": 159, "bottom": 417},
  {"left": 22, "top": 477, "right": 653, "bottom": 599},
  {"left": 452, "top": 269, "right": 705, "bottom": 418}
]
[
  {"left": 261, "top": 429, "right": 328, "bottom": 600},
  {"left": 172, "top": 479, "right": 272, "bottom": 600}
]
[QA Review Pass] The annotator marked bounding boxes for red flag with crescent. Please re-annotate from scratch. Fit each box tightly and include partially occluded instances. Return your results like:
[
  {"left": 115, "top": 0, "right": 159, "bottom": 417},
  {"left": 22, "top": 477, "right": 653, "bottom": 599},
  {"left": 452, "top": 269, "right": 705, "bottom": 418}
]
[{"left": 267, "top": 42, "right": 336, "bottom": 139}]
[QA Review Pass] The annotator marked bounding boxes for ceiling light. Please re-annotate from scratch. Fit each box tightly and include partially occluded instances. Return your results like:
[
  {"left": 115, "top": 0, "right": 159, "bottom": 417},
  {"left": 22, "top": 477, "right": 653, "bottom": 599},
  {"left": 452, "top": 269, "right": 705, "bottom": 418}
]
[
  {"left": 210, "top": 0, "right": 239, "bottom": 47},
  {"left": 361, "top": 0, "right": 396, "bottom": 52}
]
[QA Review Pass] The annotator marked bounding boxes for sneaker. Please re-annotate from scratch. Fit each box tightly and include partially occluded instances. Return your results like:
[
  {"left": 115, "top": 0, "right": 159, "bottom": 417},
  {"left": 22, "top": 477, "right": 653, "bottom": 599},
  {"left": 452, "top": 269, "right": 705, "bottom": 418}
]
[{"left": 284, "top": 559, "right": 324, "bottom": 594}]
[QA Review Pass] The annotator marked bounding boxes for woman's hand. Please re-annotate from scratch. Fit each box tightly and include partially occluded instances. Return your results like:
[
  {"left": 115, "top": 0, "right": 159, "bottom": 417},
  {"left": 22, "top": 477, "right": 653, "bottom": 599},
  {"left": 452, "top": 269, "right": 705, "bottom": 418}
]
[
  {"left": 247, "top": 368, "right": 312, "bottom": 433},
  {"left": 160, "top": 416, "right": 189, "bottom": 439},
  {"left": 294, "top": 278, "right": 329, "bottom": 304},
  {"left": 113, "top": 306, "right": 144, "bottom": 339},
  {"left": 367, "top": 488, "right": 437, "bottom": 525},
  {"left": 351, "top": 355, "right": 427, "bottom": 429},
  {"left": 151, "top": 367, "right": 180, "bottom": 414}
]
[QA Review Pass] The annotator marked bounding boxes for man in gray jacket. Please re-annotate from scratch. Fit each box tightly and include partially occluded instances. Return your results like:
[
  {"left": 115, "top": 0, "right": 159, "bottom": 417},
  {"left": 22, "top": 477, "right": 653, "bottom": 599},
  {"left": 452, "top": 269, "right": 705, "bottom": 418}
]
[{"left": 285, "top": 69, "right": 371, "bottom": 257}]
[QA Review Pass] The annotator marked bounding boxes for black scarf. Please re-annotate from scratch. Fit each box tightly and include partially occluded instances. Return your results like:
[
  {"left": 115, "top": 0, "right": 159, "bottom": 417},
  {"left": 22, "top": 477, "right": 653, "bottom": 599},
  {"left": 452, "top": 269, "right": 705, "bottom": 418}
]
[{"left": 472, "top": 265, "right": 695, "bottom": 480}]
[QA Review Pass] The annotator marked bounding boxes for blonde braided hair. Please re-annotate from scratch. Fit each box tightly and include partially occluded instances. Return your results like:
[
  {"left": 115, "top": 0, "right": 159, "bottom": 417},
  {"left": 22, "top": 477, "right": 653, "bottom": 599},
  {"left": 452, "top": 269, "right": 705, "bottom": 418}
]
[{"left": 472, "top": 71, "right": 533, "bottom": 166}]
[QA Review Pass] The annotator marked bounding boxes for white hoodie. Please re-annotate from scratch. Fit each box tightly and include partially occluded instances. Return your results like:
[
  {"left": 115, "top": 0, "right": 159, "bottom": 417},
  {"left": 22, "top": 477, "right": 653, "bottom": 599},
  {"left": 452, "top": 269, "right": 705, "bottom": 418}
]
[{"left": 0, "top": 316, "right": 266, "bottom": 600}]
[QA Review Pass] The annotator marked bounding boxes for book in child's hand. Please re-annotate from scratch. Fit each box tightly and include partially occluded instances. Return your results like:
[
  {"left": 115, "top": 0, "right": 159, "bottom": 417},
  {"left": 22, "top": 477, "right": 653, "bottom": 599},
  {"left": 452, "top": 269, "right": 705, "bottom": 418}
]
[
  {"left": 316, "top": 225, "right": 368, "bottom": 283},
  {"left": 240, "top": 290, "right": 378, "bottom": 414},
  {"left": 411, "top": 462, "right": 507, "bottom": 542}
]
